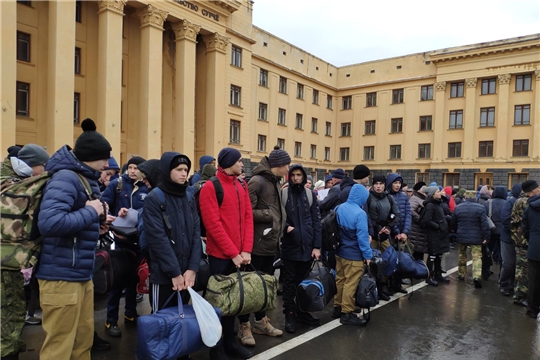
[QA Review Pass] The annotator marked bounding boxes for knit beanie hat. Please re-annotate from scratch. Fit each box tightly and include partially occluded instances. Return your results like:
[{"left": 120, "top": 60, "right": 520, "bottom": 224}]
[
  {"left": 307, "top": 175, "right": 313, "bottom": 183},
  {"left": 413, "top": 181, "right": 426, "bottom": 191},
  {"left": 7, "top": 146, "right": 21, "bottom": 158},
  {"left": 464, "top": 190, "right": 477, "bottom": 199},
  {"left": 18, "top": 144, "right": 50, "bottom": 167},
  {"left": 127, "top": 156, "right": 146, "bottom": 168},
  {"left": 73, "top": 119, "right": 112, "bottom": 161},
  {"left": 218, "top": 147, "right": 242, "bottom": 169},
  {"left": 104, "top": 156, "right": 120, "bottom": 171},
  {"left": 372, "top": 175, "right": 386, "bottom": 185},
  {"left": 268, "top": 146, "right": 291, "bottom": 168},
  {"left": 325, "top": 174, "right": 333, "bottom": 183},
  {"left": 424, "top": 186, "right": 439, "bottom": 198},
  {"left": 332, "top": 168, "right": 345, "bottom": 180},
  {"left": 170, "top": 154, "right": 191, "bottom": 172},
  {"left": 522, "top": 180, "right": 539, "bottom": 193},
  {"left": 314, "top": 180, "right": 325, "bottom": 190},
  {"left": 353, "top": 165, "right": 370, "bottom": 180}
]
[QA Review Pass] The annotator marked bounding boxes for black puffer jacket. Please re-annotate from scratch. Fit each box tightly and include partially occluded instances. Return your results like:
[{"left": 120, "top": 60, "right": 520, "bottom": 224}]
[
  {"left": 366, "top": 190, "right": 400, "bottom": 242},
  {"left": 484, "top": 186, "right": 507, "bottom": 235},
  {"left": 452, "top": 199, "right": 490, "bottom": 245},
  {"left": 421, "top": 197, "right": 450, "bottom": 254},
  {"left": 409, "top": 191, "right": 428, "bottom": 253}
]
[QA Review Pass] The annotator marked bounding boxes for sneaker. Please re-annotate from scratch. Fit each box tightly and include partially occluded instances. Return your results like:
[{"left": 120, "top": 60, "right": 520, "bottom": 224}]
[
  {"left": 331, "top": 306, "right": 342, "bottom": 319},
  {"left": 92, "top": 332, "right": 110, "bottom": 351},
  {"left": 124, "top": 314, "right": 138, "bottom": 325},
  {"left": 284, "top": 312, "right": 296, "bottom": 334},
  {"left": 340, "top": 313, "right": 367, "bottom": 326},
  {"left": 25, "top": 313, "right": 41, "bottom": 325},
  {"left": 473, "top": 278, "right": 482, "bottom": 289},
  {"left": 105, "top": 322, "right": 122, "bottom": 338},
  {"left": 136, "top": 293, "right": 144, "bottom": 303},
  {"left": 253, "top": 317, "right": 283, "bottom": 337},
  {"left": 237, "top": 322, "right": 255, "bottom": 347},
  {"left": 295, "top": 311, "right": 320, "bottom": 325}
]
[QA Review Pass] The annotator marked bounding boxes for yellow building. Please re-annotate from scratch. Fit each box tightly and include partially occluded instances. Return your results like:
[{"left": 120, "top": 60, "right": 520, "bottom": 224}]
[{"left": 2, "top": 0, "right": 539, "bottom": 189}]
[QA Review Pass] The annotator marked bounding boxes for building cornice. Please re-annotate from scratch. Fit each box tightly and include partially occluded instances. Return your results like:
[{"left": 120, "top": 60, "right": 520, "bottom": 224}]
[
  {"left": 226, "top": 28, "right": 257, "bottom": 45},
  {"left": 208, "top": 0, "right": 241, "bottom": 13}
]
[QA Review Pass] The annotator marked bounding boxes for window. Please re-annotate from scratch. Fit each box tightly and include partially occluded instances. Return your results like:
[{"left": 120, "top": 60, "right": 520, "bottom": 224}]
[
  {"left": 481, "top": 78, "right": 496, "bottom": 95},
  {"left": 342, "top": 96, "right": 352, "bottom": 110},
  {"left": 294, "top": 142, "right": 302, "bottom": 157},
  {"left": 257, "top": 135, "right": 266, "bottom": 152},
  {"left": 448, "top": 142, "right": 462, "bottom": 158},
  {"left": 450, "top": 82, "right": 464, "bottom": 98},
  {"left": 296, "top": 84, "right": 304, "bottom": 99},
  {"left": 279, "top": 76, "right": 287, "bottom": 94},
  {"left": 513, "top": 140, "right": 529, "bottom": 157},
  {"left": 75, "top": 47, "right": 81, "bottom": 74},
  {"left": 392, "top": 89, "right": 404, "bottom": 104},
  {"left": 364, "top": 146, "right": 374, "bottom": 160},
  {"left": 366, "top": 92, "right": 377, "bottom": 107},
  {"left": 421, "top": 85, "right": 433, "bottom": 101},
  {"left": 510, "top": 173, "right": 528, "bottom": 187},
  {"left": 278, "top": 108, "right": 286, "bottom": 125},
  {"left": 312, "top": 89, "right": 319, "bottom": 104},
  {"left": 310, "top": 144, "right": 316, "bottom": 159},
  {"left": 324, "top": 147, "right": 330, "bottom": 161},
  {"left": 231, "top": 45, "right": 242, "bottom": 67},
  {"left": 75, "top": 0, "right": 82, "bottom": 23},
  {"left": 444, "top": 173, "right": 460, "bottom": 187},
  {"left": 230, "top": 85, "right": 241, "bottom": 106},
  {"left": 16, "top": 82, "right": 30, "bottom": 117},
  {"left": 479, "top": 141, "right": 494, "bottom": 157},
  {"left": 277, "top": 138, "right": 285, "bottom": 149},
  {"left": 17, "top": 32, "right": 30, "bottom": 62},
  {"left": 74, "top": 92, "right": 80, "bottom": 124},
  {"left": 418, "top": 144, "right": 431, "bottom": 159},
  {"left": 340, "top": 147, "right": 350, "bottom": 161},
  {"left": 516, "top": 74, "right": 532, "bottom": 92},
  {"left": 480, "top": 107, "right": 495, "bottom": 127},
  {"left": 514, "top": 105, "right": 530, "bottom": 125},
  {"left": 325, "top": 122, "right": 331, "bottom": 136},
  {"left": 311, "top": 118, "right": 318, "bottom": 133},
  {"left": 449, "top": 110, "right": 463, "bottom": 129},
  {"left": 365, "top": 120, "right": 376, "bottom": 135},
  {"left": 258, "top": 102, "right": 267, "bottom": 121},
  {"left": 229, "top": 120, "right": 240, "bottom": 144},
  {"left": 326, "top": 95, "right": 332, "bottom": 109},
  {"left": 417, "top": 173, "right": 430, "bottom": 184},
  {"left": 341, "top": 123, "right": 351, "bottom": 137},
  {"left": 391, "top": 118, "right": 403, "bottom": 133},
  {"left": 419, "top": 116, "right": 432, "bottom": 131},
  {"left": 259, "top": 69, "right": 268, "bottom": 87},
  {"left": 389, "top": 145, "right": 402, "bottom": 159},
  {"left": 295, "top": 113, "right": 303, "bottom": 129}
]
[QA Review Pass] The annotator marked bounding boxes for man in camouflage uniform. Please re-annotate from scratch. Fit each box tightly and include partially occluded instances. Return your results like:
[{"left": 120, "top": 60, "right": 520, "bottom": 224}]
[
  {"left": 1, "top": 144, "right": 49, "bottom": 360},
  {"left": 511, "top": 181, "right": 540, "bottom": 306}
]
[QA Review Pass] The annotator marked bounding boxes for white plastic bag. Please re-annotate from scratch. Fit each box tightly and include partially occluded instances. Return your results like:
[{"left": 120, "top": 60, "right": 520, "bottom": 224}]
[{"left": 188, "top": 287, "right": 222, "bottom": 347}]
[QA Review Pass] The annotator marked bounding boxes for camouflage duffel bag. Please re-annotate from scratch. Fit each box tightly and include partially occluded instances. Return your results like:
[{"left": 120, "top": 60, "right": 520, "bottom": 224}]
[{"left": 204, "top": 266, "right": 277, "bottom": 317}]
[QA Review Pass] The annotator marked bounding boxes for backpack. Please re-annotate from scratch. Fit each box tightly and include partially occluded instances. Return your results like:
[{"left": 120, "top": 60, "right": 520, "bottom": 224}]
[
  {"left": 94, "top": 248, "right": 114, "bottom": 295},
  {"left": 321, "top": 205, "right": 341, "bottom": 251},
  {"left": 1, "top": 171, "right": 92, "bottom": 270},
  {"left": 280, "top": 187, "right": 313, "bottom": 207},
  {"left": 355, "top": 267, "right": 378, "bottom": 323}
]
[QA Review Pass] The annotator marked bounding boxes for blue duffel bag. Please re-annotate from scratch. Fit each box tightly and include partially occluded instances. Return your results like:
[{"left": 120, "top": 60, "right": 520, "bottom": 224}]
[
  {"left": 137, "top": 291, "right": 222, "bottom": 360},
  {"left": 381, "top": 246, "right": 399, "bottom": 277},
  {"left": 396, "top": 246, "right": 429, "bottom": 280}
]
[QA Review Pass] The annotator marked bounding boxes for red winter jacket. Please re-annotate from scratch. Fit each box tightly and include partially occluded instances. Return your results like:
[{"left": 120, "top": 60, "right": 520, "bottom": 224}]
[
  {"left": 199, "top": 168, "right": 254, "bottom": 259},
  {"left": 444, "top": 186, "right": 456, "bottom": 213}
]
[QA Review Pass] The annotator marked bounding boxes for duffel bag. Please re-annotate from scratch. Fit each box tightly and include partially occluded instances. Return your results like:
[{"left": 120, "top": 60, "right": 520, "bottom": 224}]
[
  {"left": 204, "top": 266, "right": 277, "bottom": 317},
  {"left": 296, "top": 260, "right": 336, "bottom": 312},
  {"left": 396, "top": 244, "right": 428, "bottom": 280},
  {"left": 136, "top": 291, "right": 222, "bottom": 360},
  {"left": 382, "top": 246, "right": 399, "bottom": 277}
]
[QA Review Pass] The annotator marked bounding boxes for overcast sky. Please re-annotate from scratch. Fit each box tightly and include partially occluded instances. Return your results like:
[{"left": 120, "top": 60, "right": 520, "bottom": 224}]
[{"left": 252, "top": 0, "right": 540, "bottom": 67}]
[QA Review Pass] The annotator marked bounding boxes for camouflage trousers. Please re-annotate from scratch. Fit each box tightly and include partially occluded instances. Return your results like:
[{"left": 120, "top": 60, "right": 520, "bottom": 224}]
[
  {"left": 513, "top": 247, "right": 528, "bottom": 302},
  {"left": 458, "top": 244, "right": 482, "bottom": 280},
  {"left": 1, "top": 269, "right": 26, "bottom": 356}
]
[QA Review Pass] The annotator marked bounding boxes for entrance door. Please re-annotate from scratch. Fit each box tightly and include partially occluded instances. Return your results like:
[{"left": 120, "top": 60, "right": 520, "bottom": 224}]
[{"left": 475, "top": 173, "right": 493, "bottom": 189}]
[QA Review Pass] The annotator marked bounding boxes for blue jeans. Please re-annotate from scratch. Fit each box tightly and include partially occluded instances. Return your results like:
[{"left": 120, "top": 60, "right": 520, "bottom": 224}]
[{"left": 106, "top": 284, "right": 137, "bottom": 324}]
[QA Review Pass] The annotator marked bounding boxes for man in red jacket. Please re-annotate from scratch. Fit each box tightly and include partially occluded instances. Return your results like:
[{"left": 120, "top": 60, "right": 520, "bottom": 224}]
[{"left": 199, "top": 147, "right": 254, "bottom": 360}]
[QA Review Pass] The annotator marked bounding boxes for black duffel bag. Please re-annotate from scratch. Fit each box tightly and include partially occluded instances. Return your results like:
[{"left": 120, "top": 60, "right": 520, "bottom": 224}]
[{"left": 296, "top": 260, "right": 337, "bottom": 312}]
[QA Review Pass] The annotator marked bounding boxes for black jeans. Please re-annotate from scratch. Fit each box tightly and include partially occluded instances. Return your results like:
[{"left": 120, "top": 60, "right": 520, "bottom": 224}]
[
  {"left": 238, "top": 255, "right": 275, "bottom": 323},
  {"left": 281, "top": 259, "right": 312, "bottom": 314},
  {"left": 527, "top": 259, "right": 540, "bottom": 314},
  {"left": 499, "top": 241, "right": 516, "bottom": 291},
  {"left": 208, "top": 256, "right": 238, "bottom": 341}
]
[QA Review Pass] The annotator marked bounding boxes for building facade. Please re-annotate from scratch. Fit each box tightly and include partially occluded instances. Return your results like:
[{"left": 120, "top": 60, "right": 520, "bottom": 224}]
[{"left": 2, "top": 0, "right": 539, "bottom": 189}]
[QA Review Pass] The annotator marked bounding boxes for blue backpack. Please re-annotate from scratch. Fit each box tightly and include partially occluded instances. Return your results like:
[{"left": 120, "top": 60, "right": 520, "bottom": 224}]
[{"left": 138, "top": 188, "right": 170, "bottom": 252}]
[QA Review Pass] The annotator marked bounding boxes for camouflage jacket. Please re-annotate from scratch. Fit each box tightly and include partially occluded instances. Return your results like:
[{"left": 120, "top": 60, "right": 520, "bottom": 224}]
[
  {"left": 0, "top": 157, "right": 18, "bottom": 182},
  {"left": 511, "top": 194, "right": 529, "bottom": 248}
]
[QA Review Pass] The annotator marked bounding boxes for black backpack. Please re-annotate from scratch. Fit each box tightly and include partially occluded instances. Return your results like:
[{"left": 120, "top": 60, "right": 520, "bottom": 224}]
[
  {"left": 321, "top": 205, "right": 341, "bottom": 251},
  {"left": 355, "top": 266, "right": 378, "bottom": 323}
]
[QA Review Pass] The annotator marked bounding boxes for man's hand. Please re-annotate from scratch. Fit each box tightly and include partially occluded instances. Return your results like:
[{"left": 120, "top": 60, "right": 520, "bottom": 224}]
[
  {"left": 365, "top": 259, "right": 371, "bottom": 265},
  {"left": 183, "top": 270, "right": 196, "bottom": 288},
  {"left": 312, "top": 248, "right": 321, "bottom": 260},
  {"left": 379, "top": 227, "right": 390, "bottom": 235},
  {"left": 482, "top": 239, "right": 488, "bottom": 245},
  {"left": 99, "top": 224, "right": 110, "bottom": 235},
  {"left": 232, "top": 254, "right": 244, "bottom": 268},
  {"left": 240, "top": 252, "right": 251, "bottom": 265},
  {"left": 200, "top": 236, "right": 207, "bottom": 244},
  {"left": 369, "top": 235, "right": 373, "bottom": 243},
  {"left": 118, "top": 208, "right": 129, "bottom": 217},
  {"left": 104, "top": 215, "right": 116, "bottom": 225},
  {"left": 287, "top": 226, "right": 294, "bottom": 233},
  {"left": 172, "top": 274, "right": 185, "bottom": 291},
  {"left": 86, "top": 199, "right": 105, "bottom": 216}
]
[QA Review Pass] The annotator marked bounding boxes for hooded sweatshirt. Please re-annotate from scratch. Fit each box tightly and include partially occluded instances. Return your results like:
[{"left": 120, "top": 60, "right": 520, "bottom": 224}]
[
  {"left": 444, "top": 186, "right": 456, "bottom": 213},
  {"left": 138, "top": 159, "right": 161, "bottom": 189}
]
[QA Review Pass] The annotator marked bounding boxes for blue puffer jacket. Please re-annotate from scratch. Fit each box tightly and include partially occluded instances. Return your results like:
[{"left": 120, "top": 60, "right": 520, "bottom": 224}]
[
  {"left": 101, "top": 173, "right": 148, "bottom": 215},
  {"left": 36, "top": 145, "right": 102, "bottom": 282},
  {"left": 451, "top": 198, "right": 490, "bottom": 245},
  {"left": 143, "top": 152, "right": 202, "bottom": 285},
  {"left": 501, "top": 183, "right": 522, "bottom": 244},
  {"left": 386, "top": 173, "right": 411, "bottom": 236},
  {"left": 484, "top": 186, "right": 507, "bottom": 235},
  {"left": 523, "top": 195, "right": 540, "bottom": 261},
  {"left": 336, "top": 184, "right": 372, "bottom": 261}
]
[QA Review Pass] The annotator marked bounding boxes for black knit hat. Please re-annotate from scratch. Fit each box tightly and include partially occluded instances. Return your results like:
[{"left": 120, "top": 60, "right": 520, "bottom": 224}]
[
  {"left": 170, "top": 154, "right": 191, "bottom": 173},
  {"left": 353, "top": 165, "right": 370, "bottom": 180},
  {"left": 333, "top": 168, "right": 345, "bottom": 180},
  {"left": 413, "top": 181, "right": 426, "bottom": 191},
  {"left": 218, "top": 147, "right": 242, "bottom": 169},
  {"left": 268, "top": 146, "right": 291, "bottom": 168},
  {"left": 73, "top": 119, "right": 111, "bottom": 161},
  {"left": 522, "top": 180, "right": 539, "bottom": 193},
  {"left": 127, "top": 156, "right": 146, "bottom": 167},
  {"left": 7, "top": 146, "right": 21, "bottom": 158},
  {"left": 372, "top": 175, "right": 386, "bottom": 185}
]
